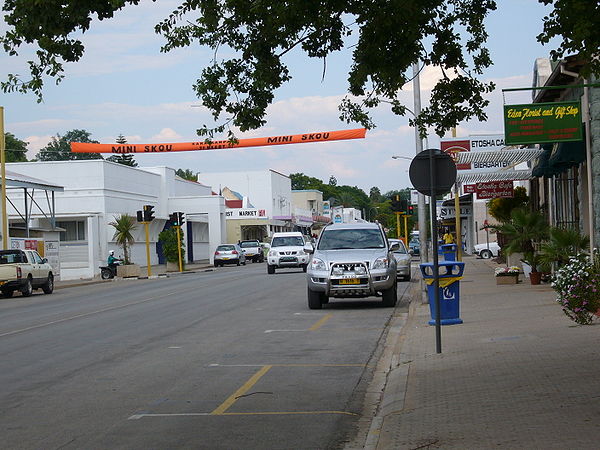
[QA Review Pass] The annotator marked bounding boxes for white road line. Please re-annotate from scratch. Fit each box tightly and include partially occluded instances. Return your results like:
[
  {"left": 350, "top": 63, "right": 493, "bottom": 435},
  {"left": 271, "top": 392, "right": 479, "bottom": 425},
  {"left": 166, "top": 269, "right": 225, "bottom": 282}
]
[
  {"left": 129, "top": 413, "right": 211, "bottom": 420},
  {"left": 264, "top": 329, "right": 307, "bottom": 333}
]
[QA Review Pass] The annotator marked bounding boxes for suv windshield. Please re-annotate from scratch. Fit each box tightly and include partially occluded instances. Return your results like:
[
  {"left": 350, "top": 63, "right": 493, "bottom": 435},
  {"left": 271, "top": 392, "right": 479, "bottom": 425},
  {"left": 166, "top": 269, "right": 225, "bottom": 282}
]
[
  {"left": 271, "top": 236, "right": 304, "bottom": 247},
  {"left": 240, "top": 241, "right": 259, "bottom": 248},
  {"left": 318, "top": 228, "right": 385, "bottom": 250}
]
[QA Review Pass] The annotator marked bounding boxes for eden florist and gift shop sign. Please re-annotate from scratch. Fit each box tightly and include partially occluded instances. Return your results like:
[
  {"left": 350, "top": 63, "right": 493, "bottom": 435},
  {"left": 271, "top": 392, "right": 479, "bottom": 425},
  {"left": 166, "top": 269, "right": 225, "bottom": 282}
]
[{"left": 504, "top": 101, "right": 582, "bottom": 145}]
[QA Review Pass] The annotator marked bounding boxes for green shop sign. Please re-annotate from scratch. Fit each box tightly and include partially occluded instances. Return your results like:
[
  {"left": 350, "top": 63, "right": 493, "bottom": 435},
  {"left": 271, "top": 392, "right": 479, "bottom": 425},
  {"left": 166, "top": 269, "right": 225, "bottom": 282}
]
[{"left": 504, "top": 101, "right": 582, "bottom": 145}]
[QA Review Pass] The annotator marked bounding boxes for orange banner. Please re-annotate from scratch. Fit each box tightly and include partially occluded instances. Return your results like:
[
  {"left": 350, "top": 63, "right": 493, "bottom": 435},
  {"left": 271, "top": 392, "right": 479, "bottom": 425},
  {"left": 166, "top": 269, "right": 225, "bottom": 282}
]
[{"left": 70, "top": 128, "right": 366, "bottom": 154}]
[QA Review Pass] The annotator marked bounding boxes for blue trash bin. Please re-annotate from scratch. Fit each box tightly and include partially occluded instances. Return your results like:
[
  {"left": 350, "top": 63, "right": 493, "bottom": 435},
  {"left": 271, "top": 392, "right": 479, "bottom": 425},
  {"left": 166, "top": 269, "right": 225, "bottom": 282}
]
[
  {"left": 440, "top": 244, "right": 458, "bottom": 261},
  {"left": 437, "top": 240, "right": 444, "bottom": 255},
  {"left": 420, "top": 261, "right": 465, "bottom": 325}
]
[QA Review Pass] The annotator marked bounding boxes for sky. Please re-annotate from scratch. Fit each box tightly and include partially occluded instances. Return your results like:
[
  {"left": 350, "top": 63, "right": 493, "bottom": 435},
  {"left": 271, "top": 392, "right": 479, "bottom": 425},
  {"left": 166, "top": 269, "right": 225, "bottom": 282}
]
[{"left": 0, "top": 0, "right": 559, "bottom": 194}]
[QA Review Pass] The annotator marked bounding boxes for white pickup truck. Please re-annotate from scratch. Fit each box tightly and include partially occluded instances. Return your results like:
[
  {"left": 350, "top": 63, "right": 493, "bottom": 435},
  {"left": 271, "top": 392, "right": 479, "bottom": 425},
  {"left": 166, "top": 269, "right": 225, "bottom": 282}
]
[{"left": 0, "top": 249, "right": 54, "bottom": 297}]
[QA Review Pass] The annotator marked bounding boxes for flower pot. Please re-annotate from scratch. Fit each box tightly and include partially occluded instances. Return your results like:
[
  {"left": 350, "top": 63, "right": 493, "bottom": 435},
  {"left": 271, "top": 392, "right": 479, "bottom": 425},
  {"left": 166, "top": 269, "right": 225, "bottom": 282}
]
[
  {"left": 529, "top": 271, "right": 542, "bottom": 285},
  {"left": 166, "top": 261, "right": 181, "bottom": 272},
  {"left": 496, "top": 275, "right": 519, "bottom": 285},
  {"left": 116, "top": 264, "right": 140, "bottom": 278}
]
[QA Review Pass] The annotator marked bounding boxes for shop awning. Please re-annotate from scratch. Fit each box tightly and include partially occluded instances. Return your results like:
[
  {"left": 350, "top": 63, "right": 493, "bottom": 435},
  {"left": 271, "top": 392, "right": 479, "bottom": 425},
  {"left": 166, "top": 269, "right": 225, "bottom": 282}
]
[
  {"left": 531, "top": 138, "right": 585, "bottom": 178},
  {"left": 456, "top": 148, "right": 545, "bottom": 165},
  {"left": 456, "top": 169, "right": 533, "bottom": 184}
]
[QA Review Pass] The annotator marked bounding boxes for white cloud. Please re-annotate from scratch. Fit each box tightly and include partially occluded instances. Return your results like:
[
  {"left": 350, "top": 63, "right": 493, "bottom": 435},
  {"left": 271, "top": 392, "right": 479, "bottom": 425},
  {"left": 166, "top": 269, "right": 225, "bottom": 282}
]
[{"left": 151, "top": 128, "right": 183, "bottom": 142}]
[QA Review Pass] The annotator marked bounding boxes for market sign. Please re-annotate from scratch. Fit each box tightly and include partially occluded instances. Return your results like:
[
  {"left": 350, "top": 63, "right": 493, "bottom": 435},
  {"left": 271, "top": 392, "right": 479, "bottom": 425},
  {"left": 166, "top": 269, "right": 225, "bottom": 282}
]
[
  {"left": 441, "top": 135, "right": 508, "bottom": 171},
  {"left": 475, "top": 181, "right": 514, "bottom": 200},
  {"left": 504, "top": 101, "right": 582, "bottom": 145},
  {"left": 225, "top": 208, "right": 267, "bottom": 219}
]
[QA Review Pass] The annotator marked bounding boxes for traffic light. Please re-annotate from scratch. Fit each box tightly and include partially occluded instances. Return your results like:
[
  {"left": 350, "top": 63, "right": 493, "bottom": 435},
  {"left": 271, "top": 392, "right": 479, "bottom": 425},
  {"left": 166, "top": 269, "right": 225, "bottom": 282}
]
[
  {"left": 136, "top": 210, "right": 144, "bottom": 222},
  {"left": 143, "top": 204, "right": 155, "bottom": 222},
  {"left": 169, "top": 212, "right": 178, "bottom": 226},
  {"left": 391, "top": 195, "right": 401, "bottom": 212},
  {"left": 177, "top": 212, "right": 185, "bottom": 226},
  {"left": 399, "top": 199, "right": 408, "bottom": 214},
  {"left": 169, "top": 212, "right": 185, "bottom": 226},
  {"left": 408, "top": 204, "right": 415, "bottom": 215}
]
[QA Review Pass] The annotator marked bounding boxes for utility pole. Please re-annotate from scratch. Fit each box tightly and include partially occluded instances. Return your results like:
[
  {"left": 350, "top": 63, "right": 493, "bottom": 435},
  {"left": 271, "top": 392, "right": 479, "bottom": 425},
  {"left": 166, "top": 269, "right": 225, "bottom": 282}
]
[
  {"left": 0, "top": 107, "right": 7, "bottom": 249},
  {"left": 412, "top": 63, "right": 428, "bottom": 265}
]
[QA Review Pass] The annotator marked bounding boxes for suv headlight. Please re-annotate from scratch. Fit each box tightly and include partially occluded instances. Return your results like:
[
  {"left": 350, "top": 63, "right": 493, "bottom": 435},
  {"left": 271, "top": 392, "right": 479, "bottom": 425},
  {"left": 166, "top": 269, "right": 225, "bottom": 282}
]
[
  {"left": 310, "top": 258, "right": 327, "bottom": 271},
  {"left": 372, "top": 257, "right": 389, "bottom": 269},
  {"left": 268, "top": 250, "right": 278, "bottom": 257}
]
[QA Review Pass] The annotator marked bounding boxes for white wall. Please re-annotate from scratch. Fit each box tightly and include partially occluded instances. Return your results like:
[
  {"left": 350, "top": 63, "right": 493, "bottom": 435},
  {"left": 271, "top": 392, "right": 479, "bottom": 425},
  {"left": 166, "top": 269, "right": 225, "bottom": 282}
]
[{"left": 7, "top": 161, "right": 226, "bottom": 279}]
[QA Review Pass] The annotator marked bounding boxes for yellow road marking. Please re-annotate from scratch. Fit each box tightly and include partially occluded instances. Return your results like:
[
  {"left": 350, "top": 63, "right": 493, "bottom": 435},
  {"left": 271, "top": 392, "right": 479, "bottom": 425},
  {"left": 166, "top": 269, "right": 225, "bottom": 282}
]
[
  {"left": 211, "top": 365, "right": 272, "bottom": 415},
  {"left": 222, "top": 410, "right": 357, "bottom": 416},
  {"left": 309, "top": 313, "right": 333, "bottom": 331}
]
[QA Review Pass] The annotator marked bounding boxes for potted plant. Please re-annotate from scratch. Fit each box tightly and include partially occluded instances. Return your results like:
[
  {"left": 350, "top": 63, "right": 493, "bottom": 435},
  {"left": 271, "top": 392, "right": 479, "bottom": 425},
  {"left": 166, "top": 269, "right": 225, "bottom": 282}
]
[
  {"left": 494, "top": 266, "right": 521, "bottom": 284},
  {"left": 539, "top": 226, "right": 589, "bottom": 270},
  {"left": 109, "top": 214, "right": 140, "bottom": 278},
  {"left": 158, "top": 227, "right": 185, "bottom": 271},
  {"left": 552, "top": 253, "right": 600, "bottom": 325},
  {"left": 494, "top": 209, "right": 549, "bottom": 285}
]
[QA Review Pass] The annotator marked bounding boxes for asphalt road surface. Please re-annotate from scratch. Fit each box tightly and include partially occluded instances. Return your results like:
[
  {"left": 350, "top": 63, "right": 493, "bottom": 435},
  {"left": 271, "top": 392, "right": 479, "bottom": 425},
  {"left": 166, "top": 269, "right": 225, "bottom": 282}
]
[{"left": 0, "top": 263, "right": 411, "bottom": 449}]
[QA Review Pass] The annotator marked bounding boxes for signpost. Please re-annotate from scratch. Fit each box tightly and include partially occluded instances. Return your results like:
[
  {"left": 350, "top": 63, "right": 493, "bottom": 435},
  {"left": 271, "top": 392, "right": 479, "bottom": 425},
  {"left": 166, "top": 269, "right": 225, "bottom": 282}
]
[{"left": 409, "top": 149, "right": 457, "bottom": 354}]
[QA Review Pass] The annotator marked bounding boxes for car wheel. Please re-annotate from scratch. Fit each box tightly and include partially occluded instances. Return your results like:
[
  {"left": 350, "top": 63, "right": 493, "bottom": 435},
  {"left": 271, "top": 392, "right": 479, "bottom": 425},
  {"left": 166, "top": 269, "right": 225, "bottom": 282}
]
[
  {"left": 381, "top": 281, "right": 397, "bottom": 307},
  {"left": 2, "top": 289, "right": 13, "bottom": 298},
  {"left": 267, "top": 264, "right": 275, "bottom": 274},
  {"left": 308, "top": 287, "right": 323, "bottom": 309},
  {"left": 21, "top": 277, "right": 33, "bottom": 297},
  {"left": 42, "top": 274, "right": 54, "bottom": 294},
  {"left": 237, "top": 260, "right": 240, "bottom": 266},
  {"left": 480, "top": 249, "right": 493, "bottom": 259},
  {"left": 302, "top": 264, "right": 307, "bottom": 273}
]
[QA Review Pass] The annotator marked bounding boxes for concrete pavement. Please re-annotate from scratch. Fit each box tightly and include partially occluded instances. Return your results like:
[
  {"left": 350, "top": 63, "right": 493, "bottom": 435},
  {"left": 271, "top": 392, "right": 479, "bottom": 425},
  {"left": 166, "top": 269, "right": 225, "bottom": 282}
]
[{"left": 352, "top": 256, "right": 600, "bottom": 449}]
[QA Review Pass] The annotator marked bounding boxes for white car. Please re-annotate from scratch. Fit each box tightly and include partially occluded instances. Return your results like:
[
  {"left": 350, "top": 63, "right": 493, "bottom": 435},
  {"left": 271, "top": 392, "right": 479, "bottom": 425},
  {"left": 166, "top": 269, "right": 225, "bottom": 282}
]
[
  {"left": 473, "top": 242, "right": 500, "bottom": 259},
  {"left": 267, "top": 232, "right": 311, "bottom": 274}
]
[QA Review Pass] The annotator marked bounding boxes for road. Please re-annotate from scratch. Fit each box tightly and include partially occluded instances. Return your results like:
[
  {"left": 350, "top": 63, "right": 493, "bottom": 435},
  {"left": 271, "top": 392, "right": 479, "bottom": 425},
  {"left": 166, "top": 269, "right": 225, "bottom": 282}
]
[{"left": 0, "top": 263, "right": 411, "bottom": 449}]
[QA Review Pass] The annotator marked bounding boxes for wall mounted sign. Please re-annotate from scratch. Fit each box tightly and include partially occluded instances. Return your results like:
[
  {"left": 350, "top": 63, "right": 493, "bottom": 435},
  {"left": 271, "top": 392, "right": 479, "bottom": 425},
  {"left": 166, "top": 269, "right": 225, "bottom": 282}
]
[{"left": 504, "top": 101, "right": 582, "bottom": 145}]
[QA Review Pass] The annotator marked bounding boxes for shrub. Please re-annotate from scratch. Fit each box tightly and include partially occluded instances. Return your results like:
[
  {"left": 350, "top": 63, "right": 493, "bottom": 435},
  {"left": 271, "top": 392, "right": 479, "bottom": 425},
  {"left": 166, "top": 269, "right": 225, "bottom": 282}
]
[{"left": 158, "top": 228, "right": 185, "bottom": 264}]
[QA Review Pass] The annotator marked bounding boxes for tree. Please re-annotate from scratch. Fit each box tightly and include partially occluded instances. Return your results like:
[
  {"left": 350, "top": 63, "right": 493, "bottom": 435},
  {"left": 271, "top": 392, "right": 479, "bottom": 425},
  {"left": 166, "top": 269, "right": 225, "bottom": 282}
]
[
  {"left": 4, "top": 2, "right": 597, "bottom": 136},
  {"left": 107, "top": 134, "right": 137, "bottom": 167},
  {"left": 36, "top": 129, "right": 103, "bottom": 161},
  {"left": 4, "top": 133, "right": 29, "bottom": 162},
  {"left": 290, "top": 173, "right": 323, "bottom": 190},
  {"left": 158, "top": 227, "right": 185, "bottom": 265},
  {"left": 175, "top": 169, "right": 198, "bottom": 182},
  {"left": 109, "top": 214, "right": 137, "bottom": 265},
  {"left": 487, "top": 187, "right": 529, "bottom": 223},
  {"left": 369, "top": 187, "right": 383, "bottom": 203}
]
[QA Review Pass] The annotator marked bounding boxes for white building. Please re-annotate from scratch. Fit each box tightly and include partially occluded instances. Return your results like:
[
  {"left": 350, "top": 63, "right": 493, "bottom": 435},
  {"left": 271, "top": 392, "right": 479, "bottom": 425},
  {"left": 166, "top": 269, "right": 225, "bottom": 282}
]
[
  {"left": 7, "top": 161, "right": 227, "bottom": 280},
  {"left": 197, "top": 169, "right": 294, "bottom": 238}
]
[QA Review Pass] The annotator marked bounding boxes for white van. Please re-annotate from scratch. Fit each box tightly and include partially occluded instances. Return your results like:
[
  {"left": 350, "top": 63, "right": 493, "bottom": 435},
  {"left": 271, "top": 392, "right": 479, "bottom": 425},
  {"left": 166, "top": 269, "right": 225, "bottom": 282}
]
[{"left": 267, "top": 232, "right": 311, "bottom": 274}]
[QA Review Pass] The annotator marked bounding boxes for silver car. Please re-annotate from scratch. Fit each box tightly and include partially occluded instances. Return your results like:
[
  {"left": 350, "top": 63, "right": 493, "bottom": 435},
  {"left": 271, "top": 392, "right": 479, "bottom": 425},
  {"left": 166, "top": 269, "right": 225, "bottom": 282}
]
[
  {"left": 306, "top": 222, "right": 398, "bottom": 309},
  {"left": 213, "top": 243, "right": 247, "bottom": 267},
  {"left": 388, "top": 239, "right": 412, "bottom": 281}
]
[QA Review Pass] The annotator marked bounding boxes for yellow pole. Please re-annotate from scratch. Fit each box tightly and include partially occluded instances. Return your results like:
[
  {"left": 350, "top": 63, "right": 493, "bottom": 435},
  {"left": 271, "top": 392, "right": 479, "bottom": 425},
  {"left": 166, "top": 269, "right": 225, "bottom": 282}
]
[
  {"left": 0, "top": 107, "right": 7, "bottom": 249},
  {"left": 396, "top": 212, "right": 400, "bottom": 239},
  {"left": 454, "top": 184, "right": 462, "bottom": 261},
  {"left": 404, "top": 214, "right": 408, "bottom": 245},
  {"left": 144, "top": 222, "right": 152, "bottom": 277},
  {"left": 451, "top": 126, "right": 462, "bottom": 261},
  {"left": 176, "top": 225, "right": 183, "bottom": 272}
]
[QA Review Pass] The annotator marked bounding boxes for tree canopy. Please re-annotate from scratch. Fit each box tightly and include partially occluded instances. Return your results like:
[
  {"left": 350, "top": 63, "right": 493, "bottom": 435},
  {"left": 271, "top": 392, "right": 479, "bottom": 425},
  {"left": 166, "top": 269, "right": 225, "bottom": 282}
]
[
  {"left": 2, "top": 1, "right": 598, "bottom": 137},
  {"left": 176, "top": 169, "right": 198, "bottom": 182},
  {"left": 107, "top": 134, "right": 137, "bottom": 167},
  {"left": 36, "top": 129, "right": 103, "bottom": 161},
  {"left": 4, "top": 133, "right": 29, "bottom": 162}
]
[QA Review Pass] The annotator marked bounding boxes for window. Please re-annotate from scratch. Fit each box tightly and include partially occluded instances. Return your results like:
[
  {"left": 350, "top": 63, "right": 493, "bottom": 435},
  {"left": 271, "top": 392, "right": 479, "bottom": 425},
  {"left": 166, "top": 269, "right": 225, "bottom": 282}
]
[
  {"left": 318, "top": 228, "right": 385, "bottom": 250},
  {"left": 271, "top": 236, "right": 305, "bottom": 247},
  {"left": 56, "top": 220, "right": 86, "bottom": 241}
]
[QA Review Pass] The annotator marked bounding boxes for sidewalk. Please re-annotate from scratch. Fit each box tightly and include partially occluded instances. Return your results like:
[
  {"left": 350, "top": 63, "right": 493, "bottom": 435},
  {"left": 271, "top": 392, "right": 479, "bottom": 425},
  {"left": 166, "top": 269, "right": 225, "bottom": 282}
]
[
  {"left": 363, "top": 256, "right": 600, "bottom": 449},
  {"left": 54, "top": 260, "right": 214, "bottom": 289}
]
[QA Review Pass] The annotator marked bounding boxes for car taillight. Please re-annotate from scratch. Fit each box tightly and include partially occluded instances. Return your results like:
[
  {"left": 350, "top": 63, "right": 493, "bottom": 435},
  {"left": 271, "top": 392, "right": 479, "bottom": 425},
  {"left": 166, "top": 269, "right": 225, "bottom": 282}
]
[
  {"left": 214, "top": 251, "right": 220, "bottom": 255},
  {"left": 232, "top": 250, "right": 238, "bottom": 255},
  {"left": 16, "top": 266, "right": 22, "bottom": 279}
]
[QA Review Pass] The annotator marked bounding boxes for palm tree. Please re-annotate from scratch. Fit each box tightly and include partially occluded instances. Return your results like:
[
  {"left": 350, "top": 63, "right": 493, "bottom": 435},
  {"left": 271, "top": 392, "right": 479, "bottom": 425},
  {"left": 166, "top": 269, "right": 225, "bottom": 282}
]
[
  {"left": 539, "top": 227, "right": 589, "bottom": 269},
  {"left": 494, "top": 208, "right": 549, "bottom": 272},
  {"left": 109, "top": 214, "right": 137, "bottom": 265}
]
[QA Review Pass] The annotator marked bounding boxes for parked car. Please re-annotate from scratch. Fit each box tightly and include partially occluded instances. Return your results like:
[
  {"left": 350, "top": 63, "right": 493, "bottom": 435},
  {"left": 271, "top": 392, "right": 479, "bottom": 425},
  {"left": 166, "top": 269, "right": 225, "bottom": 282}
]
[
  {"left": 306, "top": 222, "right": 398, "bottom": 309},
  {"left": 214, "top": 244, "right": 246, "bottom": 267},
  {"left": 239, "top": 239, "right": 265, "bottom": 263},
  {"left": 267, "top": 232, "right": 311, "bottom": 274},
  {"left": 408, "top": 238, "right": 420, "bottom": 256},
  {"left": 473, "top": 242, "right": 501, "bottom": 259},
  {"left": 0, "top": 249, "right": 54, "bottom": 297},
  {"left": 388, "top": 238, "right": 412, "bottom": 281}
]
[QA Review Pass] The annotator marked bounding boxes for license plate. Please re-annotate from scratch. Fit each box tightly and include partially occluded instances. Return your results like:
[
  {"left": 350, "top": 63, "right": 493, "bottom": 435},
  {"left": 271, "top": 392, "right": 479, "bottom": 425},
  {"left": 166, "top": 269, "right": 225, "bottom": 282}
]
[
  {"left": 222, "top": 257, "right": 230, "bottom": 260},
  {"left": 339, "top": 278, "right": 360, "bottom": 285},
  {"left": 280, "top": 257, "right": 297, "bottom": 262}
]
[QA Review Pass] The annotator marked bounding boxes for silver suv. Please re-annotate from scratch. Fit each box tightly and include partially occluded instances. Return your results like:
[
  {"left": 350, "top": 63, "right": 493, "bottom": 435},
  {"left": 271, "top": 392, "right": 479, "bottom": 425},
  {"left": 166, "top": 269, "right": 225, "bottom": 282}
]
[{"left": 306, "top": 222, "right": 398, "bottom": 309}]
